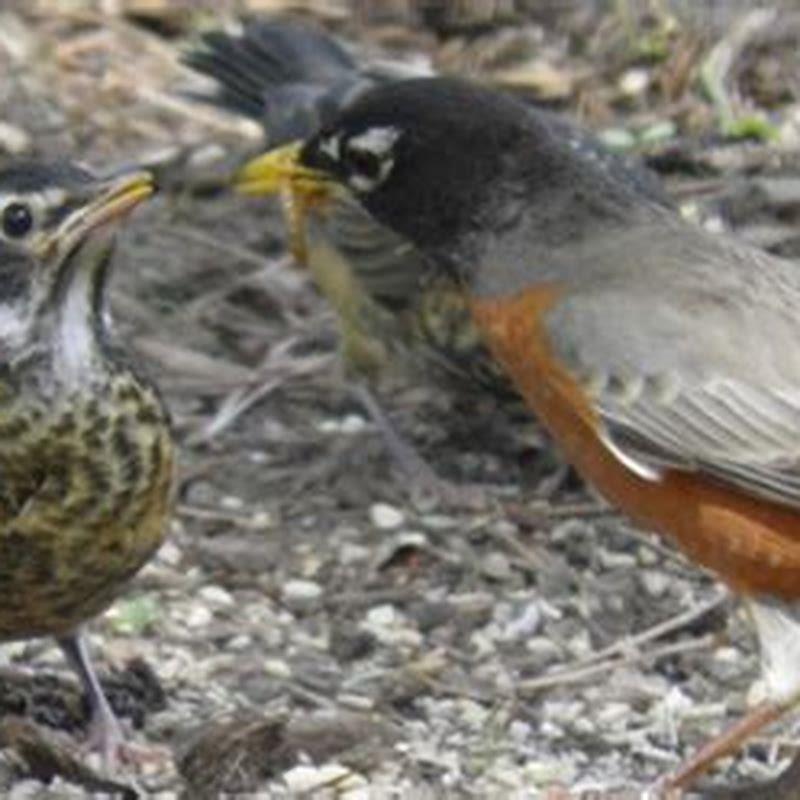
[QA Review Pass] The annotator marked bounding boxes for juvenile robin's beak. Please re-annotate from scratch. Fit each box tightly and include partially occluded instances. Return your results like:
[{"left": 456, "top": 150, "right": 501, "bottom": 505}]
[
  {"left": 52, "top": 170, "right": 154, "bottom": 259},
  {"left": 235, "top": 143, "right": 331, "bottom": 202},
  {"left": 84, "top": 170, "right": 154, "bottom": 228}
]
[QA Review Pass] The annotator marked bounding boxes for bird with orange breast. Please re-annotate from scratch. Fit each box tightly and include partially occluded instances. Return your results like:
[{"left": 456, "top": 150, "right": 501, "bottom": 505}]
[
  {"left": 186, "top": 19, "right": 673, "bottom": 504},
  {"left": 236, "top": 76, "right": 800, "bottom": 793}
]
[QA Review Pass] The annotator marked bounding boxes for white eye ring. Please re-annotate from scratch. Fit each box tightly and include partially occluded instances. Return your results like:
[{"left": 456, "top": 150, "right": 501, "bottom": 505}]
[
  {"left": 318, "top": 134, "right": 341, "bottom": 161},
  {"left": 342, "top": 126, "right": 401, "bottom": 193}
]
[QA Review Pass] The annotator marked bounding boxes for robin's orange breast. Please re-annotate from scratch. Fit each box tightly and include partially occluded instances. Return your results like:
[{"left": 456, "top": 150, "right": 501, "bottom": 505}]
[{"left": 472, "top": 285, "right": 800, "bottom": 599}]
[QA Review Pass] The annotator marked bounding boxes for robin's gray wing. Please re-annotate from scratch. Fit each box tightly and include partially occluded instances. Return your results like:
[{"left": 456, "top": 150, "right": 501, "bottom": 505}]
[{"left": 545, "top": 221, "right": 800, "bottom": 509}]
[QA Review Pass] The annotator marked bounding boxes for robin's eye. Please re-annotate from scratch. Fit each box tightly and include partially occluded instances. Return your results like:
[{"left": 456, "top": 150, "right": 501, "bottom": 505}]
[
  {"left": 342, "top": 146, "right": 383, "bottom": 181},
  {"left": 2, "top": 203, "right": 34, "bottom": 239},
  {"left": 337, "top": 127, "right": 400, "bottom": 192}
]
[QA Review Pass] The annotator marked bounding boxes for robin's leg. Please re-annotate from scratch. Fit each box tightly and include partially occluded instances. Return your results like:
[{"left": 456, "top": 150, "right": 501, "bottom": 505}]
[
  {"left": 662, "top": 597, "right": 800, "bottom": 794},
  {"left": 662, "top": 701, "right": 786, "bottom": 792},
  {"left": 57, "top": 630, "right": 124, "bottom": 770},
  {"left": 351, "top": 383, "right": 488, "bottom": 508}
]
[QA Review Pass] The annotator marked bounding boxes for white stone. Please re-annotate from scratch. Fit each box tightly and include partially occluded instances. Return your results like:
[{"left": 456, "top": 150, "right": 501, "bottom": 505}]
[
  {"left": 339, "top": 543, "right": 371, "bottom": 564},
  {"left": 282, "top": 579, "right": 323, "bottom": 610},
  {"left": 283, "top": 763, "right": 361, "bottom": 794},
  {"left": 0, "top": 122, "right": 30, "bottom": 155},
  {"left": 220, "top": 495, "right": 244, "bottom": 510},
  {"left": 198, "top": 585, "right": 235, "bottom": 607},
  {"left": 340, "top": 414, "right": 367, "bottom": 434},
  {"left": 508, "top": 719, "right": 532, "bottom": 743},
  {"left": 185, "top": 604, "right": 213, "bottom": 628},
  {"left": 500, "top": 602, "right": 542, "bottom": 641},
  {"left": 370, "top": 503, "right": 405, "bottom": 530},
  {"left": 640, "top": 569, "right": 671, "bottom": 598},
  {"left": 619, "top": 67, "right": 650, "bottom": 96},
  {"left": 365, "top": 604, "right": 398, "bottom": 627},
  {"left": 263, "top": 658, "right": 292, "bottom": 679}
]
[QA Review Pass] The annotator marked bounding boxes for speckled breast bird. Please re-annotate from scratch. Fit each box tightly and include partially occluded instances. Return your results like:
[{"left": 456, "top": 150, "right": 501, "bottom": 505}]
[
  {"left": 185, "top": 20, "right": 672, "bottom": 498},
  {"left": 0, "top": 161, "right": 174, "bottom": 767},
  {"left": 238, "top": 76, "right": 800, "bottom": 792}
]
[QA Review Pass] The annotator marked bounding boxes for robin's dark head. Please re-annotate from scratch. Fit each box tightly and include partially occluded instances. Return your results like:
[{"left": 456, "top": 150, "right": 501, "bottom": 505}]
[
  {"left": 298, "top": 78, "right": 532, "bottom": 250},
  {"left": 238, "top": 78, "right": 659, "bottom": 274},
  {"left": 0, "top": 161, "right": 152, "bottom": 362}
]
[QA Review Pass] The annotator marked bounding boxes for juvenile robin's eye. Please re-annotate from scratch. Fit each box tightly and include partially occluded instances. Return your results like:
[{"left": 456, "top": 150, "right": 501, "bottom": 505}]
[{"left": 2, "top": 203, "right": 34, "bottom": 239}]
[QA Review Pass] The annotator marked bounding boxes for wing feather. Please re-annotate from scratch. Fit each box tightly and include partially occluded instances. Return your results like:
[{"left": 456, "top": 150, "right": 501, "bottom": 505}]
[{"left": 544, "top": 239, "right": 800, "bottom": 508}]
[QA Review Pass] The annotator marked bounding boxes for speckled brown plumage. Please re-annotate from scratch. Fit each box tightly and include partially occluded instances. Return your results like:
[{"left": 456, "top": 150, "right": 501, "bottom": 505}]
[
  {"left": 0, "top": 160, "right": 173, "bottom": 769},
  {"left": 0, "top": 368, "right": 172, "bottom": 639}
]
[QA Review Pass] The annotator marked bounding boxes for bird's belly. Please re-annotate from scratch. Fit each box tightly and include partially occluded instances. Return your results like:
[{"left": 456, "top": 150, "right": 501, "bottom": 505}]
[
  {"left": 0, "top": 384, "right": 174, "bottom": 639},
  {"left": 473, "top": 286, "right": 800, "bottom": 599}
]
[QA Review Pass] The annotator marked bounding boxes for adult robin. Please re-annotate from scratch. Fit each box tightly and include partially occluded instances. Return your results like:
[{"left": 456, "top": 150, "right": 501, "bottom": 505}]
[
  {"left": 0, "top": 161, "right": 174, "bottom": 767},
  {"left": 237, "top": 76, "right": 800, "bottom": 792},
  {"left": 186, "top": 20, "right": 671, "bottom": 500}
]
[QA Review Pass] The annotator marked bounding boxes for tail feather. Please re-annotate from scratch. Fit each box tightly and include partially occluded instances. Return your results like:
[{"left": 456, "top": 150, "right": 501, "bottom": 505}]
[
  {"left": 182, "top": 20, "right": 365, "bottom": 140},
  {"left": 238, "top": 18, "right": 356, "bottom": 83}
]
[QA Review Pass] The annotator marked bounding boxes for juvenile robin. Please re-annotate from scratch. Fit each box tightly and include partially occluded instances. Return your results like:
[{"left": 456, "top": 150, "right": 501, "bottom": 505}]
[
  {"left": 237, "top": 77, "right": 800, "bottom": 792},
  {"left": 0, "top": 161, "right": 174, "bottom": 767},
  {"left": 186, "top": 20, "right": 671, "bottom": 499}
]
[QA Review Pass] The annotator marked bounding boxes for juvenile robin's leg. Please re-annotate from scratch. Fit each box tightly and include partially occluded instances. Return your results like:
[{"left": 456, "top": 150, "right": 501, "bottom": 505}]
[
  {"left": 351, "top": 383, "right": 488, "bottom": 508},
  {"left": 57, "top": 630, "right": 124, "bottom": 771}
]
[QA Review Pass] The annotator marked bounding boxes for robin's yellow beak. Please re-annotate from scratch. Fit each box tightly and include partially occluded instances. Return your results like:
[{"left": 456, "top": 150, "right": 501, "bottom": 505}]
[
  {"left": 235, "top": 143, "right": 331, "bottom": 202},
  {"left": 236, "top": 143, "right": 335, "bottom": 264}
]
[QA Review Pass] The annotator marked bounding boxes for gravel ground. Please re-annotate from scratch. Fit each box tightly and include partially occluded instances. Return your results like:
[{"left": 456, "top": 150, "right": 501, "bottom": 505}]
[{"left": 2, "top": 3, "right": 800, "bottom": 798}]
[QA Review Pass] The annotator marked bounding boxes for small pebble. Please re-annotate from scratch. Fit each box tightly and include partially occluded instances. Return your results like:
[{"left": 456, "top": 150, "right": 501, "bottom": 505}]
[
  {"left": 639, "top": 569, "right": 670, "bottom": 598},
  {"left": 482, "top": 551, "right": 513, "bottom": 581},
  {"left": 226, "top": 634, "right": 252, "bottom": 651},
  {"left": 594, "top": 701, "right": 633, "bottom": 729},
  {"left": 263, "top": 658, "right": 292, "bottom": 679},
  {"left": 198, "top": 585, "right": 235, "bottom": 607},
  {"left": 220, "top": 495, "right": 244, "bottom": 510},
  {"left": 340, "top": 414, "right": 367, "bottom": 434},
  {"left": 185, "top": 605, "right": 213, "bottom": 628},
  {"left": 420, "top": 514, "right": 458, "bottom": 531},
  {"left": 525, "top": 636, "right": 562, "bottom": 669},
  {"left": 282, "top": 579, "right": 323, "bottom": 611},
  {"left": 249, "top": 510, "right": 273, "bottom": 529},
  {"left": 283, "top": 763, "right": 362, "bottom": 794},
  {"left": 619, "top": 67, "right": 650, "bottom": 96},
  {"left": 336, "top": 693, "right": 375, "bottom": 711},
  {"left": 365, "top": 604, "right": 398, "bottom": 628},
  {"left": 0, "top": 121, "right": 30, "bottom": 155},
  {"left": 500, "top": 602, "right": 542, "bottom": 641},
  {"left": 508, "top": 719, "right": 533, "bottom": 743},
  {"left": 637, "top": 544, "right": 659, "bottom": 567},
  {"left": 370, "top": 502, "right": 405, "bottom": 530},
  {"left": 596, "top": 548, "right": 637, "bottom": 569},
  {"left": 339, "top": 542, "right": 371, "bottom": 565},
  {"left": 156, "top": 540, "right": 182, "bottom": 567}
]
